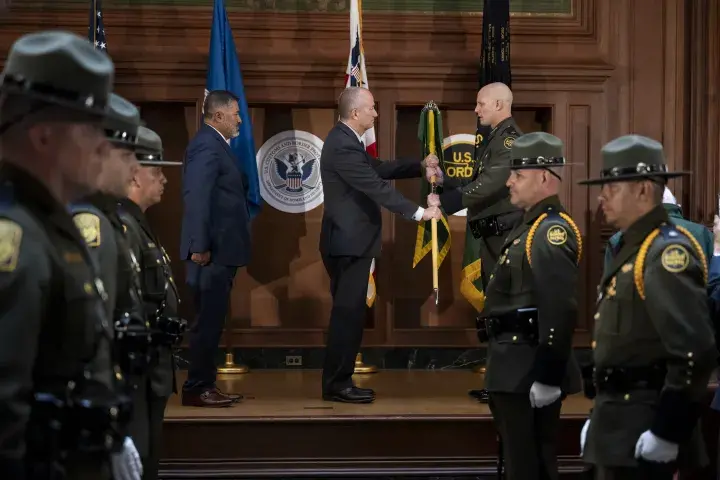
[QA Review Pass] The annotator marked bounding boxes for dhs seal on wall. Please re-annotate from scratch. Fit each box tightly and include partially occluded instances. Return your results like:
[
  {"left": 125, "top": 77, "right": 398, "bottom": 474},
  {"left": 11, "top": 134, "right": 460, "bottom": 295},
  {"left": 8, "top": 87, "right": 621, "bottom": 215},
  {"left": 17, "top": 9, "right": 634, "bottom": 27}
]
[
  {"left": 442, "top": 134, "right": 476, "bottom": 217},
  {"left": 256, "top": 130, "right": 324, "bottom": 213}
]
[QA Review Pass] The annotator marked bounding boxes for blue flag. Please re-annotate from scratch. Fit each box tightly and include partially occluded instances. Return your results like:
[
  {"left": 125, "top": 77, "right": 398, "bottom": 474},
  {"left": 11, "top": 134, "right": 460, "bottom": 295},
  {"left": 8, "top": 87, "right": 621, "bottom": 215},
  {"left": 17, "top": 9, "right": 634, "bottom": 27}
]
[
  {"left": 88, "top": 0, "right": 108, "bottom": 52},
  {"left": 206, "top": 0, "right": 261, "bottom": 217}
]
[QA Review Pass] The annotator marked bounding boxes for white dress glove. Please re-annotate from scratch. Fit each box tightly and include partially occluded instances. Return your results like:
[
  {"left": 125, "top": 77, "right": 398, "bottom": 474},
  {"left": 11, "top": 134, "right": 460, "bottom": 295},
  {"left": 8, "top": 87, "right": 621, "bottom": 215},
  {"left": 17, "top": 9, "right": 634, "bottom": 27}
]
[
  {"left": 529, "top": 381, "right": 562, "bottom": 408},
  {"left": 580, "top": 419, "right": 590, "bottom": 456},
  {"left": 634, "top": 430, "right": 679, "bottom": 463},
  {"left": 111, "top": 436, "right": 143, "bottom": 480}
]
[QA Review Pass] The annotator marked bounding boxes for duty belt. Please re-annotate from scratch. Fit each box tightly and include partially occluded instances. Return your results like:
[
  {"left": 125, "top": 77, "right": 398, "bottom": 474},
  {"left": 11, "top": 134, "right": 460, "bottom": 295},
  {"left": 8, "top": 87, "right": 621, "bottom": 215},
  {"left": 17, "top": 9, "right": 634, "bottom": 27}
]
[
  {"left": 469, "top": 211, "right": 522, "bottom": 239},
  {"left": 477, "top": 307, "right": 539, "bottom": 343},
  {"left": 594, "top": 364, "right": 666, "bottom": 394}
]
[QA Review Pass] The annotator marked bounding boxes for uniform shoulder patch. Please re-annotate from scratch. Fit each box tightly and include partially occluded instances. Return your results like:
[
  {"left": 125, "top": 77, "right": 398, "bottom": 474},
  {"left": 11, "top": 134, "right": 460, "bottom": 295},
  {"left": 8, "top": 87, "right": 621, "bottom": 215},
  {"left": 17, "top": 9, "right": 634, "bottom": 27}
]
[
  {"left": 546, "top": 224, "right": 568, "bottom": 246},
  {"left": 0, "top": 219, "right": 22, "bottom": 272},
  {"left": 73, "top": 212, "right": 101, "bottom": 248},
  {"left": 660, "top": 244, "right": 690, "bottom": 273},
  {"left": 503, "top": 136, "right": 516, "bottom": 149}
]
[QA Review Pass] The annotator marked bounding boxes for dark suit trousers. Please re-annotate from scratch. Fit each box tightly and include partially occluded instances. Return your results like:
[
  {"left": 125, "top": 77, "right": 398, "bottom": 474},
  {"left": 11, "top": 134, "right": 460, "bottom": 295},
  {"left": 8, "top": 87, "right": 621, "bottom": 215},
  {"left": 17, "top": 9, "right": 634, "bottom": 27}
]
[
  {"left": 127, "top": 378, "right": 169, "bottom": 480},
  {"left": 489, "top": 392, "right": 562, "bottom": 480},
  {"left": 183, "top": 262, "right": 238, "bottom": 391},
  {"left": 321, "top": 255, "right": 372, "bottom": 393}
]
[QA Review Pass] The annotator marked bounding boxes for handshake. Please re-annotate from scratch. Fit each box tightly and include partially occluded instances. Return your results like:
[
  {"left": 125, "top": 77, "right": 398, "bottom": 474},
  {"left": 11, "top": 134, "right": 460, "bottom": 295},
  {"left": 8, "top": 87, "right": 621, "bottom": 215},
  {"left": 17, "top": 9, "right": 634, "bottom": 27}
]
[{"left": 420, "top": 154, "right": 444, "bottom": 221}]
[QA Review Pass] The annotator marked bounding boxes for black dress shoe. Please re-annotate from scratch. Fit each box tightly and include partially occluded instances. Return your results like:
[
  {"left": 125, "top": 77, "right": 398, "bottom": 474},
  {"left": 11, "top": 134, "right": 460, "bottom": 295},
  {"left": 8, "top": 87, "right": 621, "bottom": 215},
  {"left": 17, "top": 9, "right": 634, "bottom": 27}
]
[
  {"left": 323, "top": 386, "right": 375, "bottom": 404},
  {"left": 468, "top": 388, "right": 490, "bottom": 403},
  {"left": 354, "top": 386, "right": 375, "bottom": 396}
]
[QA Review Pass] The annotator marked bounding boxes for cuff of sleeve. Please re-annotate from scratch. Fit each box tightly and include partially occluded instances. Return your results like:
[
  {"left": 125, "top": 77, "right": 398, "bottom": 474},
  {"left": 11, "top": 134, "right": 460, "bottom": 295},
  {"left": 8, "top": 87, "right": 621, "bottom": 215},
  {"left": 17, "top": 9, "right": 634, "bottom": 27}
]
[
  {"left": 651, "top": 389, "right": 702, "bottom": 444},
  {"left": 413, "top": 207, "right": 425, "bottom": 222},
  {"left": 531, "top": 344, "right": 567, "bottom": 387},
  {"left": 439, "top": 189, "right": 463, "bottom": 215}
]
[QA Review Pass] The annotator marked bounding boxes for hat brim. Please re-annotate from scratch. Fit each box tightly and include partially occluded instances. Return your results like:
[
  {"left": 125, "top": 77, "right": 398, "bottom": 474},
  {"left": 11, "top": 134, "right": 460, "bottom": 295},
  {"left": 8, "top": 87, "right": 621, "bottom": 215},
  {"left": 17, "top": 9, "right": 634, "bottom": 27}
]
[
  {"left": 0, "top": 83, "right": 109, "bottom": 119},
  {"left": 139, "top": 160, "right": 182, "bottom": 167},
  {"left": 578, "top": 171, "right": 691, "bottom": 186},
  {"left": 491, "top": 162, "right": 582, "bottom": 170}
]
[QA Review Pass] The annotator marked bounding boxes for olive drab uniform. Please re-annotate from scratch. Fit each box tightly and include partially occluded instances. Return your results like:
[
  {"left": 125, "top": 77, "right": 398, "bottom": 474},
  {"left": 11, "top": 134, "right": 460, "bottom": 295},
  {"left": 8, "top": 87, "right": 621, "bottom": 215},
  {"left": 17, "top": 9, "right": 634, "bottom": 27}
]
[
  {"left": 583, "top": 205, "right": 716, "bottom": 477},
  {"left": 118, "top": 197, "right": 180, "bottom": 480},
  {"left": 439, "top": 117, "right": 524, "bottom": 286},
  {"left": 71, "top": 193, "right": 151, "bottom": 383},
  {"left": 480, "top": 194, "right": 582, "bottom": 480},
  {"left": 0, "top": 164, "right": 129, "bottom": 479}
]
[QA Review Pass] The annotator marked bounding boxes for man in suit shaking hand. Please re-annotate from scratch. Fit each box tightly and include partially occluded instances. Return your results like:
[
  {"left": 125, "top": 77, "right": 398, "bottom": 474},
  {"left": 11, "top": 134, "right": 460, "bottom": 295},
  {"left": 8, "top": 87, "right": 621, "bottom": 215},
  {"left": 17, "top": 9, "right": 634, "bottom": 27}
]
[
  {"left": 180, "top": 90, "right": 249, "bottom": 407},
  {"left": 320, "top": 87, "right": 442, "bottom": 403}
]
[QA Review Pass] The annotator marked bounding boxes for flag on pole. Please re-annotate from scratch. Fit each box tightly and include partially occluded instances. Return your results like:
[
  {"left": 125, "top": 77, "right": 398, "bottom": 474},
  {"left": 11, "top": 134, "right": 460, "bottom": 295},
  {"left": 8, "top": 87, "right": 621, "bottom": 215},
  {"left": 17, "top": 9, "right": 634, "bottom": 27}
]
[
  {"left": 88, "top": 0, "right": 107, "bottom": 52},
  {"left": 461, "top": 0, "right": 512, "bottom": 312},
  {"left": 413, "top": 103, "right": 451, "bottom": 269},
  {"left": 345, "top": 0, "right": 377, "bottom": 307},
  {"left": 205, "top": 0, "right": 262, "bottom": 218}
]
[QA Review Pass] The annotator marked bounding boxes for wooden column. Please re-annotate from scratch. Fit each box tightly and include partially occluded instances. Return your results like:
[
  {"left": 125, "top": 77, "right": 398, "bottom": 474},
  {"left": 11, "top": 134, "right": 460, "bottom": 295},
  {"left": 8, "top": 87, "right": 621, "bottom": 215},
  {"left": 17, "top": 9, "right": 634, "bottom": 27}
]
[{"left": 685, "top": 0, "right": 720, "bottom": 224}]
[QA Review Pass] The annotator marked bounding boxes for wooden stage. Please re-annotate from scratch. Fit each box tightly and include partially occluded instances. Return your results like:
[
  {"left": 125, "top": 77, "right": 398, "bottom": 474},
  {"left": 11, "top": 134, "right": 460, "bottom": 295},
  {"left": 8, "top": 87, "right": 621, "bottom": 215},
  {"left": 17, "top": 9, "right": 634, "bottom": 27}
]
[{"left": 159, "top": 369, "right": 596, "bottom": 479}]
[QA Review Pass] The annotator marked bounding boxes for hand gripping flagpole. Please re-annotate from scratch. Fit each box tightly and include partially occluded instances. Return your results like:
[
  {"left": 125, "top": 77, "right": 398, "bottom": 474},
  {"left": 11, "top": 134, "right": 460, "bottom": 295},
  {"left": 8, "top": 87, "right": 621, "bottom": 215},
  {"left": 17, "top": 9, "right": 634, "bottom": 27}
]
[{"left": 424, "top": 101, "right": 440, "bottom": 305}]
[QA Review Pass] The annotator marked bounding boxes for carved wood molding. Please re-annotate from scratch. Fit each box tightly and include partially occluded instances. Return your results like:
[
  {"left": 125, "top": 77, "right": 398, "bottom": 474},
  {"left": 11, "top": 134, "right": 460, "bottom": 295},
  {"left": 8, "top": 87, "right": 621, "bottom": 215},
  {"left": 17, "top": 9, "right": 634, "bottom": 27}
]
[{"left": 0, "top": 0, "right": 613, "bottom": 97}]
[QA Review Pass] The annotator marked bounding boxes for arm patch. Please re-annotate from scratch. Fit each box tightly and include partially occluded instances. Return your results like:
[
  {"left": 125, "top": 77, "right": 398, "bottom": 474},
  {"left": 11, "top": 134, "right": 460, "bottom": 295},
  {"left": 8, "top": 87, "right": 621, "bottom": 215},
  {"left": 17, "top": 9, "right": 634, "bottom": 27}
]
[
  {"left": 526, "top": 212, "right": 582, "bottom": 267},
  {"left": 634, "top": 225, "right": 708, "bottom": 300},
  {"left": 0, "top": 219, "right": 22, "bottom": 272},
  {"left": 73, "top": 212, "right": 101, "bottom": 248}
]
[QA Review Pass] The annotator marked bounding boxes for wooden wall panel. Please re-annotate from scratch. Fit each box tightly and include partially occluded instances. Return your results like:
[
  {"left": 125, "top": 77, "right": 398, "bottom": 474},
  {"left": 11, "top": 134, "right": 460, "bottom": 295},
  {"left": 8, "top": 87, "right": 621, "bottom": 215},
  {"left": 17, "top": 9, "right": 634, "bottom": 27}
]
[{"left": 0, "top": 0, "right": 710, "bottom": 348}]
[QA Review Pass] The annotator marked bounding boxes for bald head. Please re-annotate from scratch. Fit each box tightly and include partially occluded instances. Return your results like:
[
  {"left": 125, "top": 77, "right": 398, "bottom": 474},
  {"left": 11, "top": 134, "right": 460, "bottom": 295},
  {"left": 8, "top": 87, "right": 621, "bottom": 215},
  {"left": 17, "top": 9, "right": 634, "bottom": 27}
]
[
  {"left": 337, "top": 86, "right": 377, "bottom": 135},
  {"left": 475, "top": 82, "right": 513, "bottom": 128}
]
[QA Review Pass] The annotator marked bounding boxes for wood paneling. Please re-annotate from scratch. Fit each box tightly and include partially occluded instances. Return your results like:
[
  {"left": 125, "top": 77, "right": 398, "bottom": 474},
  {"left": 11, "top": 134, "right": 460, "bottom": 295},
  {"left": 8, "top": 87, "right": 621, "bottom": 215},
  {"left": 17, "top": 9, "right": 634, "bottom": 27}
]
[{"left": 0, "top": 0, "right": 710, "bottom": 348}]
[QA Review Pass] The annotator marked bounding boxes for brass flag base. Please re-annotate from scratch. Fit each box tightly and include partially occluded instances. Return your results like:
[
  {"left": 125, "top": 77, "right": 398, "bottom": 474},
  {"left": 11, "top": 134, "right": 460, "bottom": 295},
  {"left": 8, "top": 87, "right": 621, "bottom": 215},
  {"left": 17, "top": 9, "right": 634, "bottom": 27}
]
[
  {"left": 216, "top": 352, "right": 249, "bottom": 374},
  {"left": 353, "top": 353, "right": 377, "bottom": 374},
  {"left": 472, "top": 364, "right": 487, "bottom": 375}
]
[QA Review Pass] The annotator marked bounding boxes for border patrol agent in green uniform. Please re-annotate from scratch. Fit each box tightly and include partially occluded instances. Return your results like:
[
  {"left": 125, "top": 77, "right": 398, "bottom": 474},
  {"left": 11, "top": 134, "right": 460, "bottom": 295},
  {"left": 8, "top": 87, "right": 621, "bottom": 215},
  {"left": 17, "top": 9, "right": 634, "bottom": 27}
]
[
  {"left": 433, "top": 86, "right": 524, "bottom": 289},
  {"left": 0, "top": 31, "right": 141, "bottom": 479},
  {"left": 118, "top": 126, "right": 186, "bottom": 480},
  {"left": 479, "top": 132, "right": 582, "bottom": 480},
  {"left": 578, "top": 135, "right": 716, "bottom": 480},
  {"left": 71, "top": 94, "right": 152, "bottom": 388}
]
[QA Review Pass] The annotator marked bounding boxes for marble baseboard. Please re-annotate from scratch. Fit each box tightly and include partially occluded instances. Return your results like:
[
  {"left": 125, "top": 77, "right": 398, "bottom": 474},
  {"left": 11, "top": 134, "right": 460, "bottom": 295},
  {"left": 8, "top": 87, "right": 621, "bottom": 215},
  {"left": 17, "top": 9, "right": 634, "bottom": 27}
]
[{"left": 173, "top": 346, "right": 594, "bottom": 371}]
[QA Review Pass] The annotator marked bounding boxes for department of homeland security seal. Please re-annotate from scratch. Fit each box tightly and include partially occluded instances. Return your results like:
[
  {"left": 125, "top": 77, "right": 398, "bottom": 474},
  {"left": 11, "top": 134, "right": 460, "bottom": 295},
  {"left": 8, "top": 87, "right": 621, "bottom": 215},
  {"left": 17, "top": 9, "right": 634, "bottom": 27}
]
[
  {"left": 442, "top": 133, "right": 477, "bottom": 217},
  {"left": 256, "top": 130, "right": 324, "bottom": 214}
]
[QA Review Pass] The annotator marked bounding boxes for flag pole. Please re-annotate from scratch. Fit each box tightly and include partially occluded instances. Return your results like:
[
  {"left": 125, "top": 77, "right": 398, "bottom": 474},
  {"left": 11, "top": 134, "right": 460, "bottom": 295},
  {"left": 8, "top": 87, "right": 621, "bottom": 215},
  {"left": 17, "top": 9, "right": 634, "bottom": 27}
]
[
  {"left": 425, "top": 101, "right": 440, "bottom": 305},
  {"left": 216, "top": 285, "right": 249, "bottom": 374}
]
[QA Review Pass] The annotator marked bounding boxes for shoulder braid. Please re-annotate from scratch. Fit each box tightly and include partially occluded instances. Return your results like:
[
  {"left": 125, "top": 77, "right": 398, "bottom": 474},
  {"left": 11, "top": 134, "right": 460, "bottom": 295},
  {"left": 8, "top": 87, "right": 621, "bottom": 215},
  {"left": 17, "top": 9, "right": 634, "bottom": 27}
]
[
  {"left": 633, "top": 224, "right": 708, "bottom": 301},
  {"left": 525, "top": 211, "right": 582, "bottom": 268}
]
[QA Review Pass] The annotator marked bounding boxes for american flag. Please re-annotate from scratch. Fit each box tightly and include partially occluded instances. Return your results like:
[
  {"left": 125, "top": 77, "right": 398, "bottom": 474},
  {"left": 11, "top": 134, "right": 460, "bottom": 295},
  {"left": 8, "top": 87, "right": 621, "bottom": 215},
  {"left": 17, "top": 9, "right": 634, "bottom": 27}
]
[
  {"left": 344, "top": 0, "right": 377, "bottom": 307},
  {"left": 344, "top": 0, "right": 377, "bottom": 158},
  {"left": 88, "top": 0, "right": 107, "bottom": 51}
]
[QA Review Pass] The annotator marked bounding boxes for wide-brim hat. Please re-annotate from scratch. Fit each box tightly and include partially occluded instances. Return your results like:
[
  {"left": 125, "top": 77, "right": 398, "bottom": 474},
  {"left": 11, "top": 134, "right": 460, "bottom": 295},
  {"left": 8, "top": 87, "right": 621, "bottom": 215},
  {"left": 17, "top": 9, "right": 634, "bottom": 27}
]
[
  {"left": 104, "top": 93, "right": 143, "bottom": 148},
  {"left": 0, "top": 30, "right": 114, "bottom": 119},
  {"left": 491, "top": 131, "right": 579, "bottom": 170},
  {"left": 135, "top": 126, "right": 182, "bottom": 166},
  {"left": 579, "top": 134, "right": 690, "bottom": 185}
]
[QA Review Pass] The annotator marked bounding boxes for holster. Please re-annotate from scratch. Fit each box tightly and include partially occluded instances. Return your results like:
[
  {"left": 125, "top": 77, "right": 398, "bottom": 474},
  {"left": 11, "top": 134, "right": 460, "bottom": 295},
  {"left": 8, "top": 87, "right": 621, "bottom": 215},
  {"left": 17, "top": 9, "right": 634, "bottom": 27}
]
[{"left": 468, "top": 211, "right": 522, "bottom": 239}]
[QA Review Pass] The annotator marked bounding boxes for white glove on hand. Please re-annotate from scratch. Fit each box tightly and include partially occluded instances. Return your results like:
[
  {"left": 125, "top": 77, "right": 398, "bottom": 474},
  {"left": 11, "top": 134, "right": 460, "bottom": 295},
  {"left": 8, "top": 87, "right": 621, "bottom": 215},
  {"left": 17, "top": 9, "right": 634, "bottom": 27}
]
[
  {"left": 634, "top": 430, "right": 678, "bottom": 463},
  {"left": 111, "top": 437, "right": 143, "bottom": 480},
  {"left": 529, "top": 382, "right": 562, "bottom": 408},
  {"left": 714, "top": 215, "right": 720, "bottom": 255},
  {"left": 580, "top": 419, "right": 590, "bottom": 456}
]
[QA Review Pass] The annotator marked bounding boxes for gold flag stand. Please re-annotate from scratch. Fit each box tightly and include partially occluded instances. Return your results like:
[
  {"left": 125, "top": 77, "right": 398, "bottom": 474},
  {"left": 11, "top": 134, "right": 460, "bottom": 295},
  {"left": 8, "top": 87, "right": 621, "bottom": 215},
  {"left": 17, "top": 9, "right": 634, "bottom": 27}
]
[
  {"left": 216, "top": 299, "right": 249, "bottom": 375},
  {"left": 217, "top": 351, "right": 249, "bottom": 374},
  {"left": 353, "top": 353, "right": 377, "bottom": 374}
]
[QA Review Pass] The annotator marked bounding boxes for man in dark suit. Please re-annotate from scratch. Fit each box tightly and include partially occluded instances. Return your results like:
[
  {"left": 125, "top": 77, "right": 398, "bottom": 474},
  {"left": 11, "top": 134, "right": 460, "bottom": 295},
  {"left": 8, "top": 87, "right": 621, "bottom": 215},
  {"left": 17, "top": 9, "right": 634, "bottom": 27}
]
[
  {"left": 180, "top": 90, "right": 249, "bottom": 407},
  {"left": 320, "top": 86, "right": 442, "bottom": 403}
]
